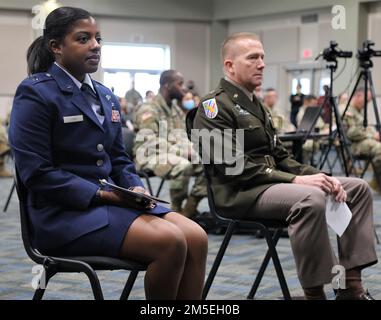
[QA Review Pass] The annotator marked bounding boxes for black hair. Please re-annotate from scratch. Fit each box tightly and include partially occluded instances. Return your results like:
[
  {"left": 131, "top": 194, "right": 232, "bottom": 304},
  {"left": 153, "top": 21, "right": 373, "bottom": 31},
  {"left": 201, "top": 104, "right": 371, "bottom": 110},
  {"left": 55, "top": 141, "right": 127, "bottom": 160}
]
[
  {"left": 159, "top": 70, "right": 178, "bottom": 87},
  {"left": 27, "top": 7, "right": 91, "bottom": 75}
]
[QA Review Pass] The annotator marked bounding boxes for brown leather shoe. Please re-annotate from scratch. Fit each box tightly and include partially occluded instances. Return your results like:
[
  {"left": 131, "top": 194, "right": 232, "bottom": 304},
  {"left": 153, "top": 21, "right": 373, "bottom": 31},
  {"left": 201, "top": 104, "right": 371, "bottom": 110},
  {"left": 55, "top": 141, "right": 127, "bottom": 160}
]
[{"left": 335, "top": 289, "right": 375, "bottom": 300}]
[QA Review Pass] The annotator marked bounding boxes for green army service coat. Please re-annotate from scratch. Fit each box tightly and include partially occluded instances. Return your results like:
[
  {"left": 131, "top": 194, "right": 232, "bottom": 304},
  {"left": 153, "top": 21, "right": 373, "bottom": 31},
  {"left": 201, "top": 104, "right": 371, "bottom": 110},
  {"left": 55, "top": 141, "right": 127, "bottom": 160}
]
[{"left": 193, "top": 78, "right": 319, "bottom": 219}]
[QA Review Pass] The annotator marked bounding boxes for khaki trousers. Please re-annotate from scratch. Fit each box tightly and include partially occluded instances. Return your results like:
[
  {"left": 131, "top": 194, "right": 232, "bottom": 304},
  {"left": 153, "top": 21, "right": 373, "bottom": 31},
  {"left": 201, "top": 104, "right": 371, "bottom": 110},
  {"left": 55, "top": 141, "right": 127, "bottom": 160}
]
[{"left": 251, "top": 177, "right": 378, "bottom": 288}]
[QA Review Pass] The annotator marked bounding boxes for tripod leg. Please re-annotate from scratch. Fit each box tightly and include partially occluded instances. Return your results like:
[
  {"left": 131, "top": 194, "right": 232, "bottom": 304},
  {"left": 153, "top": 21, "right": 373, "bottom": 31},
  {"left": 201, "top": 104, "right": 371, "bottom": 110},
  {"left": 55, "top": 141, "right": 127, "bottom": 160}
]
[
  {"left": 332, "top": 95, "right": 356, "bottom": 177},
  {"left": 368, "top": 72, "right": 381, "bottom": 141},
  {"left": 341, "top": 72, "right": 363, "bottom": 120}
]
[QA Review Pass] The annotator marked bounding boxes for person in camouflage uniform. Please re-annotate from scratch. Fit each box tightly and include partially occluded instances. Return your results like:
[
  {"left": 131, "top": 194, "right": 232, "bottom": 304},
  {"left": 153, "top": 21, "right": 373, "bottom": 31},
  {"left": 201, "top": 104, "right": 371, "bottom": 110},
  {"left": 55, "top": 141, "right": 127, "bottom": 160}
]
[
  {"left": 134, "top": 70, "right": 206, "bottom": 217},
  {"left": 343, "top": 88, "right": 381, "bottom": 191}
]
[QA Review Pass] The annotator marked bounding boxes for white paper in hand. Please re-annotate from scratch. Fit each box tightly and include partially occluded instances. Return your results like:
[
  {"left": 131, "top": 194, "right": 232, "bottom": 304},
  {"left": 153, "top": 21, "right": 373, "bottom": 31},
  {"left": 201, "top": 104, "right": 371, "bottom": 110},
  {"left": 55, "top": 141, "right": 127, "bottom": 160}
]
[{"left": 325, "top": 196, "right": 352, "bottom": 237}]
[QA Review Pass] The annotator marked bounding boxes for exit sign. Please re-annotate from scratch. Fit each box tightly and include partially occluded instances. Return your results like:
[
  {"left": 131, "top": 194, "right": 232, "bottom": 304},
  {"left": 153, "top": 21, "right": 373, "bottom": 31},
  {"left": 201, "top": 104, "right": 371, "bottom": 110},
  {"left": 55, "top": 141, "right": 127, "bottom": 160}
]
[{"left": 303, "top": 49, "right": 313, "bottom": 59}]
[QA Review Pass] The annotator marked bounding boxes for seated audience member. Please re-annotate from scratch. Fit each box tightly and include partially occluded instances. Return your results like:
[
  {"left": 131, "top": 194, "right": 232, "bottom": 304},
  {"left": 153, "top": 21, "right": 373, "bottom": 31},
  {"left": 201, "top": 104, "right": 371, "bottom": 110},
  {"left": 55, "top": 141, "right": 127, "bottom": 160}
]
[
  {"left": 343, "top": 88, "right": 381, "bottom": 194},
  {"left": 134, "top": 70, "right": 207, "bottom": 218},
  {"left": 9, "top": 7, "right": 207, "bottom": 300},
  {"left": 144, "top": 90, "right": 155, "bottom": 103},
  {"left": 194, "top": 32, "right": 378, "bottom": 300},
  {"left": 289, "top": 83, "right": 304, "bottom": 128},
  {"left": 181, "top": 91, "right": 196, "bottom": 113},
  {"left": 263, "top": 88, "right": 295, "bottom": 133},
  {"left": 338, "top": 92, "right": 349, "bottom": 116}
]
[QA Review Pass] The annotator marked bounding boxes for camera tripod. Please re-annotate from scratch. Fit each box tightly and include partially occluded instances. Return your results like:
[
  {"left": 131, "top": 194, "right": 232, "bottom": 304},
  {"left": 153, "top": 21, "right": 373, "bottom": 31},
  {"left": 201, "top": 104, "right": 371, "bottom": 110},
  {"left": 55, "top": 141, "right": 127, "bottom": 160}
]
[
  {"left": 303, "top": 61, "right": 355, "bottom": 176},
  {"left": 341, "top": 58, "right": 381, "bottom": 148}
]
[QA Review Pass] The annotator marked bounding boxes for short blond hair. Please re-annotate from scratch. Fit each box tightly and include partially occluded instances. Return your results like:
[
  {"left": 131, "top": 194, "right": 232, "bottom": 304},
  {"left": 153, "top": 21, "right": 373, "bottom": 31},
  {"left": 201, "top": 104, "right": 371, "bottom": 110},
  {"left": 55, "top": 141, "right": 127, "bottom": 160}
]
[{"left": 221, "top": 32, "right": 260, "bottom": 62}]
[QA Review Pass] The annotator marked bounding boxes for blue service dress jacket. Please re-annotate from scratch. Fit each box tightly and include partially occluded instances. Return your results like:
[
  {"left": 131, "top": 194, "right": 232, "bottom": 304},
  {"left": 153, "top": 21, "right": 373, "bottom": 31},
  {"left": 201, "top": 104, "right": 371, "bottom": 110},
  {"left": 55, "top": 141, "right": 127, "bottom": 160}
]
[{"left": 9, "top": 63, "right": 167, "bottom": 251}]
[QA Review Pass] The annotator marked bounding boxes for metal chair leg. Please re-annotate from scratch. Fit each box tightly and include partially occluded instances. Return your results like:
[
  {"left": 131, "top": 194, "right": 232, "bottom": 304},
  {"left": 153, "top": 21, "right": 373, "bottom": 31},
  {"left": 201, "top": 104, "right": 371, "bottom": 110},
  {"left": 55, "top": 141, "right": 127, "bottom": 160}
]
[
  {"left": 83, "top": 268, "right": 104, "bottom": 300},
  {"left": 32, "top": 269, "right": 54, "bottom": 300},
  {"left": 155, "top": 178, "right": 166, "bottom": 197},
  {"left": 120, "top": 270, "right": 139, "bottom": 300},
  {"left": 139, "top": 170, "right": 153, "bottom": 195},
  {"left": 247, "top": 227, "right": 282, "bottom": 299},
  {"left": 3, "top": 180, "right": 16, "bottom": 212},
  {"left": 265, "top": 229, "right": 291, "bottom": 300},
  {"left": 359, "top": 159, "right": 371, "bottom": 179},
  {"left": 202, "top": 222, "right": 236, "bottom": 300},
  {"left": 374, "top": 227, "right": 380, "bottom": 245}
]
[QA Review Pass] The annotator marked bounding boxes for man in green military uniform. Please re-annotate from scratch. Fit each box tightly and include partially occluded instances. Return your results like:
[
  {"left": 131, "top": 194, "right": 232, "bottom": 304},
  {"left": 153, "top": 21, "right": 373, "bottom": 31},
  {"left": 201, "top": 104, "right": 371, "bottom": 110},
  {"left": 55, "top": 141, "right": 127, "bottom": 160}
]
[
  {"left": 343, "top": 88, "right": 381, "bottom": 192},
  {"left": 0, "top": 120, "right": 12, "bottom": 178},
  {"left": 193, "top": 32, "right": 377, "bottom": 300},
  {"left": 134, "top": 70, "right": 206, "bottom": 217}
]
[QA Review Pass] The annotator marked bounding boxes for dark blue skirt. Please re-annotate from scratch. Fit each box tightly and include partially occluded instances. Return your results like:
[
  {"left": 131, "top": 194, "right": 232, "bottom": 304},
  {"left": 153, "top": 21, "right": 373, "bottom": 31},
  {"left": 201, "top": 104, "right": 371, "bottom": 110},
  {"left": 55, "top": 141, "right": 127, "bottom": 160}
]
[{"left": 44, "top": 204, "right": 171, "bottom": 257}]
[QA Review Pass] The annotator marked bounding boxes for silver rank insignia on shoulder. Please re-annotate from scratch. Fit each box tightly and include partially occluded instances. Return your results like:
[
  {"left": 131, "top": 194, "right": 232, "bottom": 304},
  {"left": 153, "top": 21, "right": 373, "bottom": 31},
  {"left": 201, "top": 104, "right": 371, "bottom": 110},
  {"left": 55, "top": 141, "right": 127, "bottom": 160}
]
[
  {"left": 234, "top": 104, "right": 250, "bottom": 116},
  {"left": 265, "top": 168, "right": 273, "bottom": 174},
  {"left": 106, "top": 95, "right": 111, "bottom": 101}
]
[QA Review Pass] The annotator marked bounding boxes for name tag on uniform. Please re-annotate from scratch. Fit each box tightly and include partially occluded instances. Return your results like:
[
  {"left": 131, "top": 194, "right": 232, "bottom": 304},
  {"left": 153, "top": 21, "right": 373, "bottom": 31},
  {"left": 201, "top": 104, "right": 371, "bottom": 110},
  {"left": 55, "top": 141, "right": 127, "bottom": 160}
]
[
  {"left": 63, "top": 115, "right": 84, "bottom": 123},
  {"left": 111, "top": 110, "right": 120, "bottom": 122}
]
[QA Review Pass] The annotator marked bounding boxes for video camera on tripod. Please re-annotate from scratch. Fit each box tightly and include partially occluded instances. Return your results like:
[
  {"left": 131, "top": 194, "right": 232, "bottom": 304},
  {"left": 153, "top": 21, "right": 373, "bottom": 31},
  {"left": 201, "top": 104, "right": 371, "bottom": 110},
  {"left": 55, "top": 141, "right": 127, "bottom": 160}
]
[
  {"left": 356, "top": 40, "right": 381, "bottom": 67},
  {"left": 316, "top": 40, "right": 352, "bottom": 63},
  {"left": 312, "top": 41, "right": 354, "bottom": 175}
]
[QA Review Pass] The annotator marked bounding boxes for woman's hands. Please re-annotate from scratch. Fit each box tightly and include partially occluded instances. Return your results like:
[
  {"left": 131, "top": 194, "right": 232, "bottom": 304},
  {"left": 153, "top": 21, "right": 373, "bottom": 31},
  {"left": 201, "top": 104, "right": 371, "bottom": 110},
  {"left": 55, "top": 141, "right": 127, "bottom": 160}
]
[
  {"left": 292, "top": 173, "right": 347, "bottom": 202},
  {"left": 128, "top": 186, "right": 151, "bottom": 196},
  {"left": 99, "top": 186, "right": 156, "bottom": 209}
]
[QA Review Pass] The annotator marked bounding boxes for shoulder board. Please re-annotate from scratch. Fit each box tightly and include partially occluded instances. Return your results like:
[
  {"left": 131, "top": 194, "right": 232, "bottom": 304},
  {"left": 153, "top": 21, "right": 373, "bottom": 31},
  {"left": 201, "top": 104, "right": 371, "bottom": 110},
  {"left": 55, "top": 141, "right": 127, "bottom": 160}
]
[
  {"left": 92, "top": 80, "right": 114, "bottom": 94},
  {"left": 201, "top": 87, "right": 223, "bottom": 102},
  {"left": 28, "top": 72, "right": 54, "bottom": 85},
  {"left": 92, "top": 80, "right": 107, "bottom": 89}
]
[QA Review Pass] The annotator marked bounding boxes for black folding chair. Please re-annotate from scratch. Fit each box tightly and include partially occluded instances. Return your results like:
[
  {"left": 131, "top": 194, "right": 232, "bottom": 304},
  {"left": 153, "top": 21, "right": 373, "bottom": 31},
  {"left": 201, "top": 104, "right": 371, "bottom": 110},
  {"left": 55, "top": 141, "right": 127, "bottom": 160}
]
[
  {"left": 3, "top": 180, "right": 15, "bottom": 212},
  {"left": 185, "top": 108, "right": 291, "bottom": 300},
  {"left": 352, "top": 154, "right": 373, "bottom": 179},
  {"left": 2, "top": 149, "right": 15, "bottom": 212},
  {"left": 15, "top": 170, "right": 147, "bottom": 300}
]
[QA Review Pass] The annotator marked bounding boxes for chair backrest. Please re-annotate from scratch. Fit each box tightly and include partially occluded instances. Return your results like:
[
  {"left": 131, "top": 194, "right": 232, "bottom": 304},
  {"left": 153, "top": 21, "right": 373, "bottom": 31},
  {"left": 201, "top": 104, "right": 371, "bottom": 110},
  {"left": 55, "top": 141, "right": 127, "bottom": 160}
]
[
  {"left": 297, "top": 106, "right": 322, "bottom": 133},
  {"left": 14, "top": 169, "right": 45, "bottom": 264},
  {"left": 185, "top": 108, "right": 231, "bottom": 224}
]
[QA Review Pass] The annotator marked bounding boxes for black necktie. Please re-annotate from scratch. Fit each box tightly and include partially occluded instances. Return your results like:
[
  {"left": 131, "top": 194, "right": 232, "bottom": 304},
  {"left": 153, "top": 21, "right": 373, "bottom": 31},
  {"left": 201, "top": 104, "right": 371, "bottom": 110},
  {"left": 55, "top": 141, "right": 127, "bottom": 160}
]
[{"left": 81, "top": 83, "right": 104, "bottom": 116}]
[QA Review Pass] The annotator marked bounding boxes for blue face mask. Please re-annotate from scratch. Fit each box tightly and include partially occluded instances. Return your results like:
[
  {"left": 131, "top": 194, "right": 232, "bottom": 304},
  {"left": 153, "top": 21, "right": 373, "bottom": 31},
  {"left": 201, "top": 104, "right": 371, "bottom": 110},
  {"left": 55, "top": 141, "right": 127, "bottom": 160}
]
[{"left": 183, "top": 99, "right": 195, "bottom": 110}]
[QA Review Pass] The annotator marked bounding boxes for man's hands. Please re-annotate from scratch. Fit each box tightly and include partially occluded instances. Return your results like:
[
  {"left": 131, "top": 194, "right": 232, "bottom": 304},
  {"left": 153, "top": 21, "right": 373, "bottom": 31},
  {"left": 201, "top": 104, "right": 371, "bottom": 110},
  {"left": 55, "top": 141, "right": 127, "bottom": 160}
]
[{"left": 292, "top": 173, "right": 347, "bottom": 202}]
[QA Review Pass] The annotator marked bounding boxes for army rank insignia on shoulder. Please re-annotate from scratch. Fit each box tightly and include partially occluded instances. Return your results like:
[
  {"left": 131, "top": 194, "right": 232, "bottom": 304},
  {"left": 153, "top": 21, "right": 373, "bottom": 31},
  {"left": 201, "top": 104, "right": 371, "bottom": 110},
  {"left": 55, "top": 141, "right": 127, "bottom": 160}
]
[{"left": 202, "top": 98, "right": 218, "bottom": 119}]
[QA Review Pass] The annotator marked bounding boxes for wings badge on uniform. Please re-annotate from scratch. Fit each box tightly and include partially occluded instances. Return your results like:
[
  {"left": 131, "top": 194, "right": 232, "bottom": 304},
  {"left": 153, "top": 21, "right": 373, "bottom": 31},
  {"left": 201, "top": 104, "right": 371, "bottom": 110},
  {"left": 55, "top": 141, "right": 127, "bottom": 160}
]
[{"left": 202, "top": 98, "right": 219, "bottom": 119}]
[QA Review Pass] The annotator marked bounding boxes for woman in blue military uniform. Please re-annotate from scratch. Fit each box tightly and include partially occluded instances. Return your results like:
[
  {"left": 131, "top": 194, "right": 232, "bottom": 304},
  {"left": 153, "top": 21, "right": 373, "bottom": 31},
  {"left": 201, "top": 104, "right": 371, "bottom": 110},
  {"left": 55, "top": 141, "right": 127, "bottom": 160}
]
[{"left": 9, "top": 7, "right": 207, "bottom": 300}]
